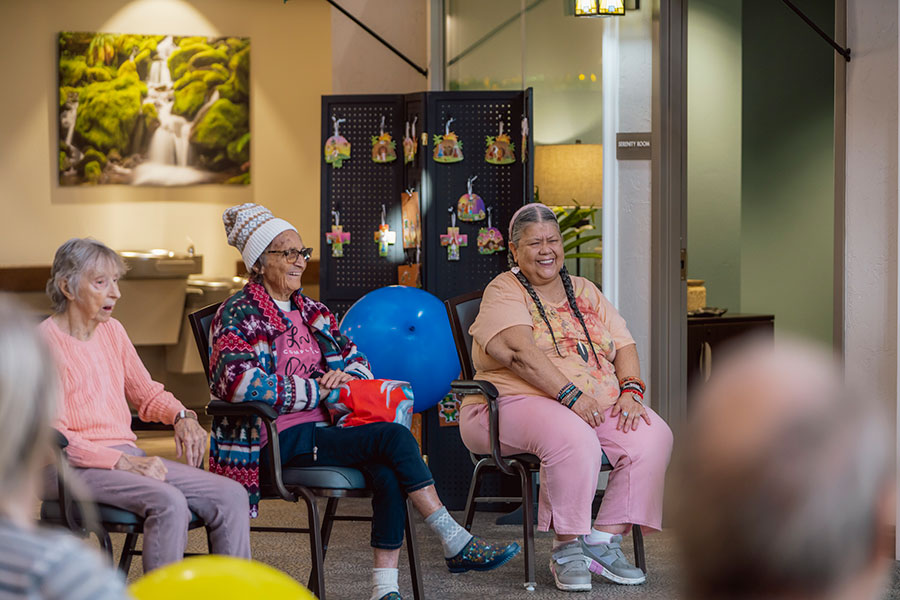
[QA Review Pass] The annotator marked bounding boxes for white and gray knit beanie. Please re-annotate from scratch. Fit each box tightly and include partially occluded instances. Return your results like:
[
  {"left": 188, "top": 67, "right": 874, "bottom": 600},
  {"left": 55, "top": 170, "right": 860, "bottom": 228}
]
[{"left": 222, "top": 203, "right": 297, "bottom": 271}]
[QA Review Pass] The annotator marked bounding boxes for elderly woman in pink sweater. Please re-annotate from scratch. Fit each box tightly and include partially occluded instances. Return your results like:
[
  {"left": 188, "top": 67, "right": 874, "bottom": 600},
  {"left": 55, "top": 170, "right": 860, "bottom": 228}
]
[{"left": 39, "top": 238, "right": 250, "bottom": 572}]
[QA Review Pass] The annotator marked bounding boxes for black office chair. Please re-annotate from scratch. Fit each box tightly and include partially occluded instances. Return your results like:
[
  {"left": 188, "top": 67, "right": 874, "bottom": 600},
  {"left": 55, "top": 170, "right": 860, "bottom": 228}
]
[
  {"left": 40, "top": 430, "right": 212, "bottom": 574},
  {"left": 189, "top": 302, "right": 423, "bottom": 600},
  {"left": 444, "top": 290, "right": 646, "bottom": 591}
]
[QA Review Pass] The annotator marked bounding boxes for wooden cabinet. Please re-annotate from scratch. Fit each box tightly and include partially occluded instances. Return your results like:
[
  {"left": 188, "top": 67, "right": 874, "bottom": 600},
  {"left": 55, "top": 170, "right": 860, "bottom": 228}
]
[{"left": 687, "top": 314, "right": 775, "bottom": 395}]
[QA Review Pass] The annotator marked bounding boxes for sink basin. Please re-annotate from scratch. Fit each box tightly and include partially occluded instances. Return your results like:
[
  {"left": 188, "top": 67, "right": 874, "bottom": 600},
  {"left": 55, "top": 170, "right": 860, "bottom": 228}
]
[{"left": 119, "top": 249, "right": 202, "bottom": 279}]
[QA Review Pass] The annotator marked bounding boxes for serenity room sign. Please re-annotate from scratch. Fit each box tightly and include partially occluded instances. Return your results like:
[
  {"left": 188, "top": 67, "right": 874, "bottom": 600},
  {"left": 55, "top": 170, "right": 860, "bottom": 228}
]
[{"left": 57, "top": 32, "right": 250, "bottom": 187}]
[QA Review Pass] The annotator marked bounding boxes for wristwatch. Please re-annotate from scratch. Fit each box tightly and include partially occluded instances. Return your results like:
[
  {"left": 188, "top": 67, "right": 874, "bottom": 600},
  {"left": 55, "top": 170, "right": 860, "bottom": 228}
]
[{"left": 174, "top": 409, "right": 198, "bottom": 425}]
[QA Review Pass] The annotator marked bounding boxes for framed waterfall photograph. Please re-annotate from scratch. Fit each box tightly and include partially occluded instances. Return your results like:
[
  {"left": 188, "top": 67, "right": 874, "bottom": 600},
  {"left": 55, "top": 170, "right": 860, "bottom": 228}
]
[{"left": 57, "top": 32, "right": 250, "bottom": 186}]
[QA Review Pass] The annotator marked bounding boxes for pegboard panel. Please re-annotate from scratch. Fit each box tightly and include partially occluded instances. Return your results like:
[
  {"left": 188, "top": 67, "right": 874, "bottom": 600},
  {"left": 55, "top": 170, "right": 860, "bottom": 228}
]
[
  {"left": 424, "top": 91, "right": 533, "bottom": 301},
  {"left": 320, "top": 95, "right": 405, "bottom": 306}
]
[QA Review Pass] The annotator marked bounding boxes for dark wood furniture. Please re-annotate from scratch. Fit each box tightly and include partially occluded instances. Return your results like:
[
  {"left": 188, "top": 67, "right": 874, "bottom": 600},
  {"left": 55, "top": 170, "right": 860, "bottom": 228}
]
[{"left": 687, "top": 313, "right": 775, "bottom": 393}]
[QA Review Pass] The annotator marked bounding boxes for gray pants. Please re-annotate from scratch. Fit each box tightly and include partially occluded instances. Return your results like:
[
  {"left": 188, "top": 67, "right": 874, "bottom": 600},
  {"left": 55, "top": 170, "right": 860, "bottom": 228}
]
[{"left": 52, "top": 445, "right": 251, "bottom": 572}]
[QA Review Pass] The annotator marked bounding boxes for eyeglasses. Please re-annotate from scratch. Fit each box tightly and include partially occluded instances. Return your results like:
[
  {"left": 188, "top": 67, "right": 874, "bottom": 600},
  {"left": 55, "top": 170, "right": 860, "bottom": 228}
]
[{"left": 267, "top": 247, "right": 313, "bottom": 262}]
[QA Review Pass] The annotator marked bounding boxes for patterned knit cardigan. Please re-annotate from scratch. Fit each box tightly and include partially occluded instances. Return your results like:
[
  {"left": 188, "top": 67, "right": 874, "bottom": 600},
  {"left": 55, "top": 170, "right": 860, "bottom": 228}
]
[{"left": 207, "top": 281, "right": 373, "bottom": 516}]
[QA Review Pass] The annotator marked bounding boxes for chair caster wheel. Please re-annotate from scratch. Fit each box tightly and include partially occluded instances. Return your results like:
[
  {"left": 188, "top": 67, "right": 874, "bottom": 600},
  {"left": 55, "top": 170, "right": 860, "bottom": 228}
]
[{"left": 524, "top": 582, "right": 536, "bottom": 591}]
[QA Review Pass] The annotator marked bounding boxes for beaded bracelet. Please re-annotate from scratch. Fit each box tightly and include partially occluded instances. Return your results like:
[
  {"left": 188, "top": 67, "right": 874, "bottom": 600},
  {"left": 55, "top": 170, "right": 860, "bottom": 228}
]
[
  {"left": 556, "top": 382, "right": 583, "bottom": 409},
  {"left": 619, "top": 376, "right": 646, "bottom": 393},
  {"left": 557, "top": 382, "right": 576, "bottom": 403},
  {"left": 622, "top": 389, "right": 645, "bottom": 406}
]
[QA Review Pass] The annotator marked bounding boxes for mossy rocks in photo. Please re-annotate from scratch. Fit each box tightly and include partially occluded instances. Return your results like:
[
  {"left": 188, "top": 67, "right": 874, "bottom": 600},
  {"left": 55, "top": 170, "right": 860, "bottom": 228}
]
[
  {"left": 173, "top": 80, "right": 209, "bottom": 119},
  {"left": 75, "top": 75, "right": 147, "bottom": 155},
  {"left": 190, "top": 98, "right": 249, "bottom": 169}
]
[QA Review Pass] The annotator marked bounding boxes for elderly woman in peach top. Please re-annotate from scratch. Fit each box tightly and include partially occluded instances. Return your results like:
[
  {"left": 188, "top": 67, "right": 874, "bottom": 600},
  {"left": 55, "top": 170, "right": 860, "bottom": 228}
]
[{"left": 40, "top": 237, "right": 250, "bottom": 572}]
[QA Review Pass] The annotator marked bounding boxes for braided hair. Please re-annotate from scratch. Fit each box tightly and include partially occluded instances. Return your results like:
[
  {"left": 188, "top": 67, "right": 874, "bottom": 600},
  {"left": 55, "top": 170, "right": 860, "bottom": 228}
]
[{"left": 509, "top": 205, "right": 602, "bottom": 367}]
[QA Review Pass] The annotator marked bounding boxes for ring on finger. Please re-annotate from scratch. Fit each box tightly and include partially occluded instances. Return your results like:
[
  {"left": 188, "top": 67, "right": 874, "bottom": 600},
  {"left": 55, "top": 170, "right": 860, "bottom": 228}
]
[
  {"left": 623, "top": 411, "right": 629, "bottom": 418},
  {"left": 592, "top": 411, "right": 599, "bottom": 417}
]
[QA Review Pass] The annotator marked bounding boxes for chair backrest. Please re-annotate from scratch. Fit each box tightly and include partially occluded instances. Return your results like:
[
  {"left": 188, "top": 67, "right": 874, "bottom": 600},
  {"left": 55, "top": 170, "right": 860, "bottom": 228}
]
[
  {"left": 188, "top": 302, "right": 222, "bottom": 381},
  {"left": 444, "top": 290, "right": 483, "bottom": 380}
]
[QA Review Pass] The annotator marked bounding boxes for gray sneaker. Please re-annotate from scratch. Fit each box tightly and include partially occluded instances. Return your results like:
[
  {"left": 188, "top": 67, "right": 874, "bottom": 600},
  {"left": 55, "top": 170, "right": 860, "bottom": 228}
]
[
  {"left": 580, "top": 535, "right": 646, "bottom": 585},
  {"left": 549, "top": 541, "right": 592, "bottom": 592}
]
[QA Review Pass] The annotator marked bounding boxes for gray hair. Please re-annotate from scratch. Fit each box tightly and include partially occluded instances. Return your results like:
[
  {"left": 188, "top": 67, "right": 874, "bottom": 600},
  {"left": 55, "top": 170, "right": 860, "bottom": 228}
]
[
  {"left": 249, "top": 250, "right": 268, "bottom": 284},
  {"left": 46, "top": 238, "right": 126, "bottom": 313},
  {"left": 507, "top": 203, "right": 560, "bottom": 269},
  {"left": 0, "top": 297, "right": 58, "bottom": 513},
  {"left": 676, "top": 344, "right": 893, "bottom": 599}
]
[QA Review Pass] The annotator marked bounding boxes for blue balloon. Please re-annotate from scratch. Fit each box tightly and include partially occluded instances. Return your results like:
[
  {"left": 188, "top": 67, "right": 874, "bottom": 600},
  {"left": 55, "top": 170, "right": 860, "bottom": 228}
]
[{"left": 340, "top": 286, "right": 461, "bottom": 413}]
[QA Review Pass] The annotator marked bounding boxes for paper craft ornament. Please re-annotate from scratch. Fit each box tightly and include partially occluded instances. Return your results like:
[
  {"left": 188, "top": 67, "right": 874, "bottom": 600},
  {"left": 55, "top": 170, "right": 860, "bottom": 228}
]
[
  {"left": 374, "top": 204, "right": 396, "bottom": 257},
  {"left": 457, "top": 175, "right": 485, "bottom": 222},
  {"left": 477, "top": 207, "right": 505, "bottom": 255},
  {"left": 401, "top": 188, "right": 421, "bottom": 249},
  {"left": 326, "top": 210, "right": 351, "bottom": 257},
  {"left": 521, "top": 115, "right": 529, "bottom": 164},
  {"left": 485, "top": 118, "right": 516, "bottom": 165},
  {"left": 433, "top": 117, "right": 464, "bottom": 163},
  {"left": 403, "top": 116, "right": 418, "bottom": 164},
  {"left": 440, "top": 208, "right": 467, "bottom": 261},
  {"left": 371, "top": 116, "right": 397, "bottom": 163},
  {"left": 324, "top": 116, "right": 350, "bottom": 168}
]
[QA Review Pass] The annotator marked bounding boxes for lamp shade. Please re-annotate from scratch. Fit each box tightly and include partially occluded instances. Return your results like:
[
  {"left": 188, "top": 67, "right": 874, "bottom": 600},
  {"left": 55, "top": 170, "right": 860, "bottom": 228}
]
[
  {"left": 534, "top": 144, "right": 603, "bottom": 207},
  {"left": 574, "top": 0, "right": 625, "bottom": 17}
]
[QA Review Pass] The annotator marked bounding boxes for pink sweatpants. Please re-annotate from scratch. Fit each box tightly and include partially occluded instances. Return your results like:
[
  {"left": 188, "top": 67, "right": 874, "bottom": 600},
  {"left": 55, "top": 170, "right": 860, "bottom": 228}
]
[{"left": 460, "top": 395, "right": 673, "bottom": 536}]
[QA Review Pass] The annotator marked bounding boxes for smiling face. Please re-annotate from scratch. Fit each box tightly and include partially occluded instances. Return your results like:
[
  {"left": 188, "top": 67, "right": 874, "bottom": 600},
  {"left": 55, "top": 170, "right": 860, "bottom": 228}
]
[
  {"left": 509, "top": 220, "right": 564, "bottom": 287},
  {"left": 66, "top": 259, "right": 122, "bottom": 327},
  {"left": 259, "top": 229, "right": 307, "bottom": 301}
]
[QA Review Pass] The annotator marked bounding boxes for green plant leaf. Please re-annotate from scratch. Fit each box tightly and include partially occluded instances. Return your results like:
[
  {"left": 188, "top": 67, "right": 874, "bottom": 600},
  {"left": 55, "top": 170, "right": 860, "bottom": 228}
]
[
  {"left": 567, "top": 252, "right": 603, "bottom": 260},
  {"left": 564, "top": 233, "right": 603, "bottom": 253}
]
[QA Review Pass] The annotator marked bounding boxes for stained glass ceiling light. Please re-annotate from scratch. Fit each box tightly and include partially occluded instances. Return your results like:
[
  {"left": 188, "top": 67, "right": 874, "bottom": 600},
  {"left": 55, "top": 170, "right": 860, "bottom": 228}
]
[{"left": 574, "top": 0, "right": 625, "bottom": 17}]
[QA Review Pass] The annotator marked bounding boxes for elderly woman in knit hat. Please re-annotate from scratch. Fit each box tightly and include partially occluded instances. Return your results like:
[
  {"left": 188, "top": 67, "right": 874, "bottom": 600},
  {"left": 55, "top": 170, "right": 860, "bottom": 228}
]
[
  {"left": 210, "top": 203, "right": 519, "bottom": 600},
  {"left": 40, "top": 237, "right": 251, "bottom": 572},
  {"left": 459, "top": 203, "right": 674, "bottom": 592}
]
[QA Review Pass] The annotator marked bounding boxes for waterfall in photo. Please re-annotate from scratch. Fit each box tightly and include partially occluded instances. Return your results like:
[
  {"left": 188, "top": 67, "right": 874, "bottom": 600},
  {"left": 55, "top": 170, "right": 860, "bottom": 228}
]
[
  {"left": 133, "top": 35, "right": 212, "bottom": 186},
  {"left": 60, "top": 97, "right": 82, "bottom": 169}
]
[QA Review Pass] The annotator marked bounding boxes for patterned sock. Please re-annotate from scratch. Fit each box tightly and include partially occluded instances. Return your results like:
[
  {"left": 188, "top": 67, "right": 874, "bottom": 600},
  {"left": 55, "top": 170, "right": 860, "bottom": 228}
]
[
  {"left": 370, "top": 567, "right": 398, "bottom": 600},
  {"left": 424, "top": 506, "right": 473, "bottom": 558},
  {"left": 583, "top": 528, "right": 615, "bottom": 545}
]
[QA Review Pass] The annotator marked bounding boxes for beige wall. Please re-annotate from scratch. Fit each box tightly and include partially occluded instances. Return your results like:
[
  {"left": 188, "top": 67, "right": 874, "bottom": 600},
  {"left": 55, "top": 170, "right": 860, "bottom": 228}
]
[
  {"left": 1, "top": 0, "right": 332, "bottom": 277},
  {"left": 330, "top": 0, "right": 426, "bottom": 94}
]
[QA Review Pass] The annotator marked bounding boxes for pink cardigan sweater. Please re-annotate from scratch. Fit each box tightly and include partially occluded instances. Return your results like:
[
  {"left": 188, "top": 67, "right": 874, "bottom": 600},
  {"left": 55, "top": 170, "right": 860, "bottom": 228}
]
[{"left": 40, "top": 317, "right": 184, "bottom": 469}]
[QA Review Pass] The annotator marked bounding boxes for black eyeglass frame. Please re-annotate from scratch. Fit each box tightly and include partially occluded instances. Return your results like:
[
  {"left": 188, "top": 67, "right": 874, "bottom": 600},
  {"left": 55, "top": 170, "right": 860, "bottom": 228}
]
[{"left": 266, "top": 247, "right": 314, "bottom": 262}]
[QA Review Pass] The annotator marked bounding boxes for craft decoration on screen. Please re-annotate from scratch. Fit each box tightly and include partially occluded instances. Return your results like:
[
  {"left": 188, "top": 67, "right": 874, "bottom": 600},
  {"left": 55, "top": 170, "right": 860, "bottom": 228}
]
[
  {"left": 433, "top": 117, "right": 463, "bottom": 163},
  {"left": 326, "top": 209, "right": 351, "bottom": 257},
  {"left": 325, "top": 116, "right": 350, "bottom": 168},
  {"left": 58, "top": 32, "right": 251, "bottom": 186},
  {"left": 521, "top": 115, "right": 529, "bottom": 163},
  {"left": 440, "top": 207, "right": 467, "bottom": 261},
  {"left": 371, "top": 115, "right": 397, "bottom": 163},
  {"left": 457, "top": 175, "right": 485, "bottom": 222},
  {"left": 403, "top": 116, "right": 418, "bottom": 164},
  {"left": 477, "top": 207, "right": 505, "bottom": 255},
  {"left": 401, "top": 188, "right": 421, "bottom": 249},
  {"left": 374, "top": 204, "right": 396, "bottom": 257},
  {"left": 438, "top": 393, "right": 461, "bottom": 427},
  {"left": 485, "top": 118, "right": 516, "bottom": 165}
]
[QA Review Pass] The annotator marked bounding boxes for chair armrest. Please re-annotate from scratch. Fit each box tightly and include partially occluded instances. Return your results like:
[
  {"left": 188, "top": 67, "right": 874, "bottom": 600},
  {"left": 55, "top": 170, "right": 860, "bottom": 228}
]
[
  {"left": 205, "top": 399, "right": 278, "bottom": 421},
  {"left": 450, "top": 379, "right": 498, "bottom": 399},
  {"left": 450, "top": 379, "right": 517, "bottom": 477},
  {"left": 53, "top": 429, "right": 68, "bottom": 449},
  {"left": 204, "top": 400, "right": 296, "bottom": 503}
]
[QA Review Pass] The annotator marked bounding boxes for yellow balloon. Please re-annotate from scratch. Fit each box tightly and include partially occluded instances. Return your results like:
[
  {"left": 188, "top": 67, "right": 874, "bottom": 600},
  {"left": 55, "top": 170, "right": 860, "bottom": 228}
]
[{"left": 129, "top": 556, "right": 317, "bottom": 600}]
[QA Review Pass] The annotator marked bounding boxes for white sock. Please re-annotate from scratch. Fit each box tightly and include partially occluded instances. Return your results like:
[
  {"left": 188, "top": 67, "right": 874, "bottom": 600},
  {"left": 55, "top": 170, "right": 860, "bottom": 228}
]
[
  {"left": 424, "top": 506, "right": 473, "bottom": 558},
  {"left": 583, "top": 528, "right": 615, "bottom": 545},
  {"left": 370, "top": 567, "right": 398, "bottom": 600}
]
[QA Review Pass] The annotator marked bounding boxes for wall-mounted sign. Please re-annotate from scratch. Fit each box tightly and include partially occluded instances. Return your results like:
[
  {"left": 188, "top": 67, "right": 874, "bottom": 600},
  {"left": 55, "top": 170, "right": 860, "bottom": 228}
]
[{"left": 616, "top": 132, "right": 651, "bottom": 160}]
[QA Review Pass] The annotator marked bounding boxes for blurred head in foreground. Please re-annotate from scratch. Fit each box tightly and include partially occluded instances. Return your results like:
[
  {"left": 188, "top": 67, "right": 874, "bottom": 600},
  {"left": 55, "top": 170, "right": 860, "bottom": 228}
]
[{"left": 674, "top": 338, "right": 895, "bottom": 600}]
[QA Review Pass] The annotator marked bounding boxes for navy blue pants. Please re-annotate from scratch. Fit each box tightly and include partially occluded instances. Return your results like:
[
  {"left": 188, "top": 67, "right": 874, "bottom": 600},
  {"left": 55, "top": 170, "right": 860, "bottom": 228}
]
[{"left": 261, "top": 422, "right": 434, "bottom": 549}]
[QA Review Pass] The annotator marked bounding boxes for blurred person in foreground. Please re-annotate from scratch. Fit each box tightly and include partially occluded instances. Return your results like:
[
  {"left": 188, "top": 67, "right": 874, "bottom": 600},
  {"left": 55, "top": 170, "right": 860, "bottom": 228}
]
[
  {"left": 0, "top": 296, "right": 128, "bottom": 599},
  {"left": 674, "top": 339, "right": 895, "bottom": 600}
]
